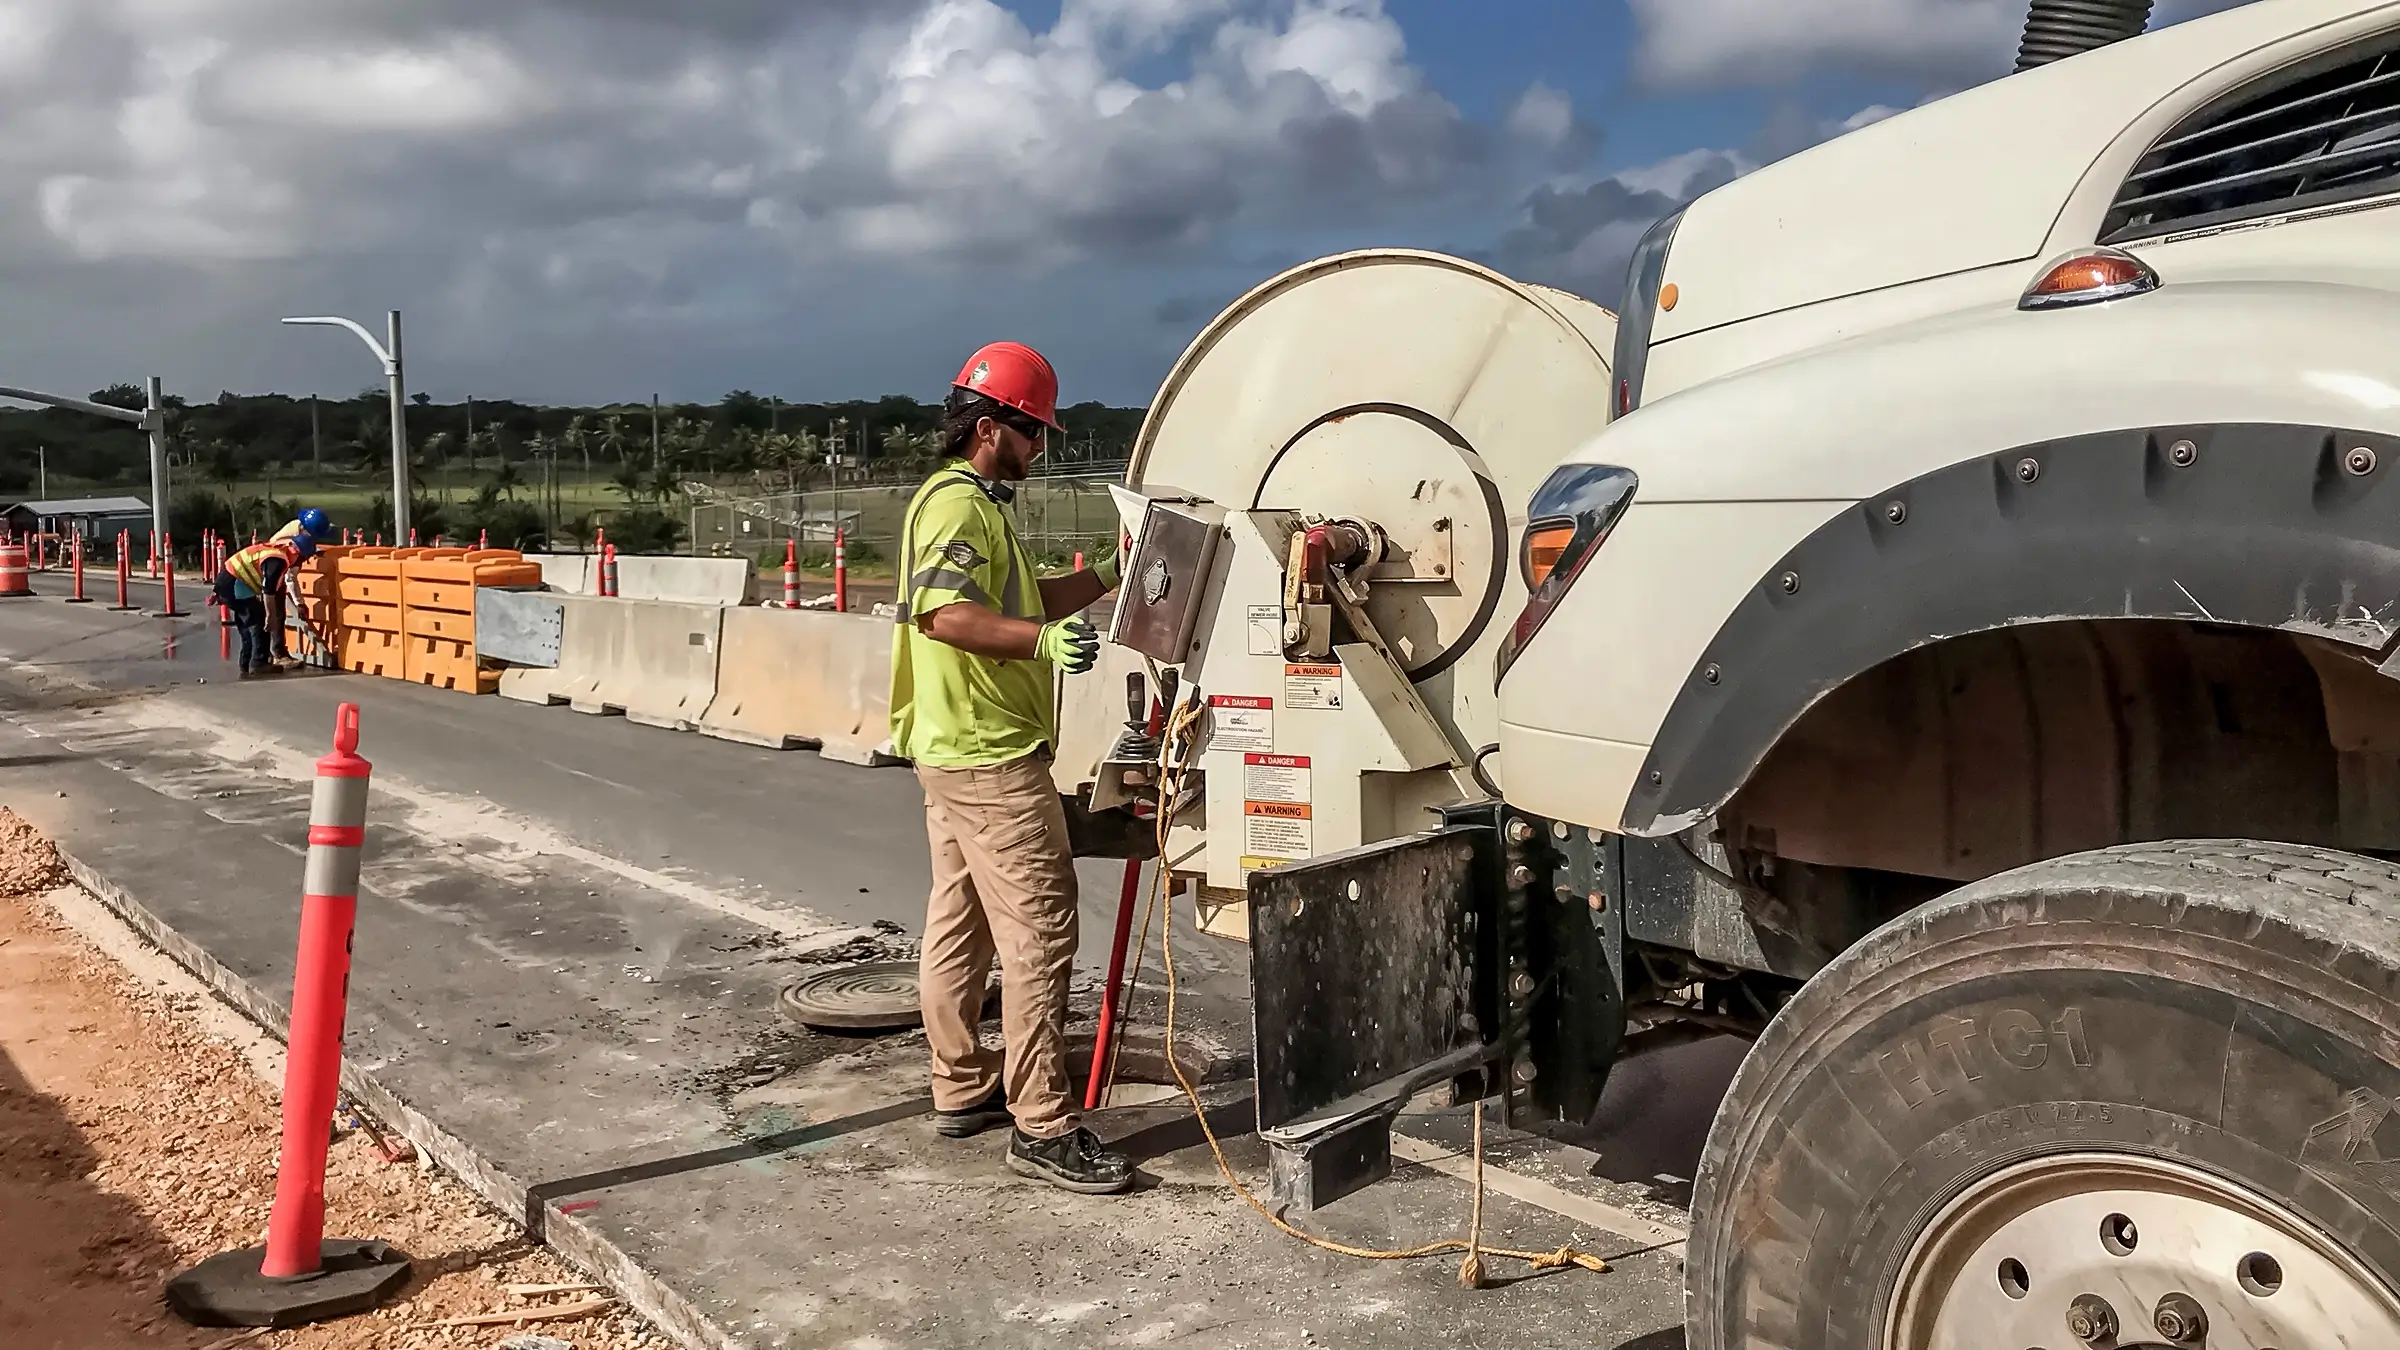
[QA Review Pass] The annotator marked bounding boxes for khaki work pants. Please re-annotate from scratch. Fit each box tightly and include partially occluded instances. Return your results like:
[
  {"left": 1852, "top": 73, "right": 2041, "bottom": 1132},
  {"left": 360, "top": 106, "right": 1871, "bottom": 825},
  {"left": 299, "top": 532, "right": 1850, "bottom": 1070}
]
[{"left": 917, "top": 751, "right": 1081, "bottom": 1139}]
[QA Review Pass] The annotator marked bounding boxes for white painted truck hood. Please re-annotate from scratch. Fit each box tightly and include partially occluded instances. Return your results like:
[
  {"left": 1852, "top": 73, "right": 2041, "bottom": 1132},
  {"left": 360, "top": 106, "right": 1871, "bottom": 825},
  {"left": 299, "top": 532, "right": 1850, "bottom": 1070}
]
[{"left": 1654, "top": 0, "right": 2398, "bottom": 343}]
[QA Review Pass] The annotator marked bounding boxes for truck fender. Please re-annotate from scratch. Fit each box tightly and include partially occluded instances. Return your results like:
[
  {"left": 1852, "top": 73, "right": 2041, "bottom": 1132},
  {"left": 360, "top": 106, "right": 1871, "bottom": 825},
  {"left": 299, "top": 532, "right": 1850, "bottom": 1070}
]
[{"left": 1620, "top": 420, "right": 2400, "bottom": 837}]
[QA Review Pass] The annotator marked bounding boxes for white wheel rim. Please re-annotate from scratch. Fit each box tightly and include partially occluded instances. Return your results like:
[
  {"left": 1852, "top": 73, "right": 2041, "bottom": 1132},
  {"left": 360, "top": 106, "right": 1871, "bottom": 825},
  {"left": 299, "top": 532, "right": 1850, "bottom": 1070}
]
[{"left": 1886, "top": 1152, "right": 2400, "bottom": 1349}]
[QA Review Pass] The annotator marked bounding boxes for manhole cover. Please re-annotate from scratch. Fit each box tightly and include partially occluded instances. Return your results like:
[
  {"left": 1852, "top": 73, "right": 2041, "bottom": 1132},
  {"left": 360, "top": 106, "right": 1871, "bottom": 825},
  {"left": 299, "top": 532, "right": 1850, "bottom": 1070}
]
[{"left": 778, "top": 961, "right": 922, "bottom": 1032}]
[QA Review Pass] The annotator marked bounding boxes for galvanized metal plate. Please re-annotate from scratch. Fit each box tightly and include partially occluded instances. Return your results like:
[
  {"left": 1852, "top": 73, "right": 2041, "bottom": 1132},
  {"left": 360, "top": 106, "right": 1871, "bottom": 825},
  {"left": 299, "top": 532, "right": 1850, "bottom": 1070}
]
[
  {"left": 474, "top": 588, "right": 564, "bottom": 668},
  {"left": 777, "top": 962, "right": 923, "bottom": 1032},
  {"left": 1248, "top": 824, "right": 1494, "bottom": 1130}
]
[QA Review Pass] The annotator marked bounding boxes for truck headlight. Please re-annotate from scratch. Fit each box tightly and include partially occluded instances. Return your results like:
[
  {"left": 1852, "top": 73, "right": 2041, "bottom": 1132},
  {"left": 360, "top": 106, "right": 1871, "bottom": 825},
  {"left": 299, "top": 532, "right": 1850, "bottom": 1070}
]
[{"left": 1497, "top": 463, "right": 1638, "bottom": 685}]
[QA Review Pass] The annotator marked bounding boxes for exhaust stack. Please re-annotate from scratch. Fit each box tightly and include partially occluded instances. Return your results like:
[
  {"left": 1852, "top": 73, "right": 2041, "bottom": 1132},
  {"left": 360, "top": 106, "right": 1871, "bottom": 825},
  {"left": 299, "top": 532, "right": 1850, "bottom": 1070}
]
[{"left": 2015, "top": 0, "right": 2154, "bottom": 71}]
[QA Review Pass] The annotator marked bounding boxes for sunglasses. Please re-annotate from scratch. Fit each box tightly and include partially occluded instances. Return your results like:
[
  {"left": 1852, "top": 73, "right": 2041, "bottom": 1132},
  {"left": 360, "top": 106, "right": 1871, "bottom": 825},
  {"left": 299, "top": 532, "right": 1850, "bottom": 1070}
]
[{"left": 994, "top": 412, "right": 1048, "bottom": 447}]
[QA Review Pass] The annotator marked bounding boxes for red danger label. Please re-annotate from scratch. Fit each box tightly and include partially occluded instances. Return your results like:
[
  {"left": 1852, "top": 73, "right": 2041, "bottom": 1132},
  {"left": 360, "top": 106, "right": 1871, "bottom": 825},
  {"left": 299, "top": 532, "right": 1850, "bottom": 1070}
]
[
  {"left": 1244, "top": 753, "right": 1309, "bottom": 768},
  {"left": 1211, "top": 695, "right": 1271, "bottom": 709}
]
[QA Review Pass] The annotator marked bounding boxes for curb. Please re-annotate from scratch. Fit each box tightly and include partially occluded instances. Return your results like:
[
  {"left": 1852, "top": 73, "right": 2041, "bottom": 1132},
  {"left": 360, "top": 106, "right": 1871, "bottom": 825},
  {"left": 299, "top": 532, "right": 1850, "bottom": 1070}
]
[{"left": 56, "top": 847, "right": 744, "bottom": 1350}]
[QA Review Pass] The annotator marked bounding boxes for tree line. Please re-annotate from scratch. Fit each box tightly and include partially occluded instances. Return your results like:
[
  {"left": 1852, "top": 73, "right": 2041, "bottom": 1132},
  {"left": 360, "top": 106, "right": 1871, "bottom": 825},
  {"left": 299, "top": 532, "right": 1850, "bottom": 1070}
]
[
  {"left": 0, "top": 385, "right": 1147, "bottom": 554},
  {"left": 0, "top": 385, "right": 1145, "bottom": 494}
]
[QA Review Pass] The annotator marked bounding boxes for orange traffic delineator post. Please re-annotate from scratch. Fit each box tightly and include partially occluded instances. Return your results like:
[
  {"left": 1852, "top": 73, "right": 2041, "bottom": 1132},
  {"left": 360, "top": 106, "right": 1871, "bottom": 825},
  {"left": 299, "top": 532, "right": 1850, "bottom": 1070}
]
[
  {"left": 477, "top": 529, "right": 488, "bottom": 550},
  {"left": 601, "top": 544, "right": 619, "bottom": 598},
  {"left": 833, "top": 528, "right": 848, "bottom": 613},
  {"left": 166, "top": 704, "right": 412, "bottom": 1328},
  {"left": 109, "top": 531, "right": 137, "bottom": 611},
  {"left": 154, "top": 534, "right": 188, "bottom": 617},
  {"left": 65, "top": 533, "right": 91, "bottom": 603},
  {"left": 782, "top": 539, "right": 799, "bottom": 608}
]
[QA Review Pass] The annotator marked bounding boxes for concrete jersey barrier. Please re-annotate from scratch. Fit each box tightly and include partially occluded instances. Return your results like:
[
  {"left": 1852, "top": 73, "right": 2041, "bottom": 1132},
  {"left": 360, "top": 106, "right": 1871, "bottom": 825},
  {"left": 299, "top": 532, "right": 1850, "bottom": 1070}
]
[
  {"left": 525, "top": 553, "right": 754, "bottom": 606},
  {"left": 519, "top": 594, "right": 726, "bottom": 731},
  {"left": 700, "top": 607, "right": 899, "bottom": 766}
]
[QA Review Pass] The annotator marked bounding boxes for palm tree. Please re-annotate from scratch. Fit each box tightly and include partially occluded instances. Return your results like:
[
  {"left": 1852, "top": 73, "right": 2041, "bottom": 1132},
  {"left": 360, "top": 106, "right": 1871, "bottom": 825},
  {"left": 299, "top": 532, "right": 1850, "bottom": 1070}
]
[
  {"left": 564, "top": 415, "right": 592, "bottom": 476},
  {"left": 467, "top": 425, "right": 500, "bottom": 472},
  {"left": 600, "top": 415, "right": 631, "bottom": 466},
  {"left": 611, "top": 464, "right": 646, "bottom": 504},
  {"left": 490, "top": 460, "right": 525, "bottom": 502},
  {"left": 648, "top": 465, "right": 682, "bottom": 504}
]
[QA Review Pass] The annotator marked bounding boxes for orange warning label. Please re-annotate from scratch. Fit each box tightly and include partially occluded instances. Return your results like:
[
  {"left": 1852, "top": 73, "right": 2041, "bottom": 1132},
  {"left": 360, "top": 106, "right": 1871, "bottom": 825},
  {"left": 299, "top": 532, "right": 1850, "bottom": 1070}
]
[{"left": 1244, "top": 801, "right": 1312, "bottom": 820}]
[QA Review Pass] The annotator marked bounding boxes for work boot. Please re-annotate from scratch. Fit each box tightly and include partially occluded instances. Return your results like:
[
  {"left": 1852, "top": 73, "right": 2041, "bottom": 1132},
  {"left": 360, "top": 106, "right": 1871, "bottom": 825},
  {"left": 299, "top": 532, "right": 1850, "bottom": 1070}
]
[
  {"left": 932, "top": 1086, "right": 1010, "bottom": 1139},
  {"left": 1007, "top": 1126, "right": 1133, "bottom": 1195}
]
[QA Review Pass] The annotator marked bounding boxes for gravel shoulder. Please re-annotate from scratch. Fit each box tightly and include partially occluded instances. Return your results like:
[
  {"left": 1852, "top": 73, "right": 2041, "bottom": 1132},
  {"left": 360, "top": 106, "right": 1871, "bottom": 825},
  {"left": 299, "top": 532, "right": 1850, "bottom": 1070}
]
[{"left": 0, "top": 807, "right": 661, "bottom": 1350}]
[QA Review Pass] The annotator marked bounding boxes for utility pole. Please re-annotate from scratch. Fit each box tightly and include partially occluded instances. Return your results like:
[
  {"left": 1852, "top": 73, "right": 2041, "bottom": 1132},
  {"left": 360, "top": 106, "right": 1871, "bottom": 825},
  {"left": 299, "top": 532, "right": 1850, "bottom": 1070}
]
[
  {"left": 465, "top": 395, "right": 475, "bottom": 469},
  {"left": 309, "top": 396, "right": 320, "bottom": 477},
  {"left": 36, "top": 445, "right": 45, "bottom": 500},
  {"left": 651, "top": 394, "right": 662, "bottom": 471}
]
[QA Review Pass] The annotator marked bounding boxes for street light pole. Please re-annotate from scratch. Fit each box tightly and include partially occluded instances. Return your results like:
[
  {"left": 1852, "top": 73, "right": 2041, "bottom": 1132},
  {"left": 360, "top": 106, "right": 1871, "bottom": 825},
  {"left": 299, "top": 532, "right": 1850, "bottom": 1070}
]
[
  {"left": 281, "top": 311, "right": 410, "bottom": 542},
  {"left": 385, "top": 311, "right": 409, "bottom": 542}
]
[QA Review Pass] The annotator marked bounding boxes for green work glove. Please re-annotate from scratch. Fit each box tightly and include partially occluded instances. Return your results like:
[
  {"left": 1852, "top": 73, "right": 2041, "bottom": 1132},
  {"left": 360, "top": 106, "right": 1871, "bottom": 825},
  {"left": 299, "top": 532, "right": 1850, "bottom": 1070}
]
[
  {"left": 1092, "top": 541, "right": 1123, "bottom": 591},
  {"left": 1038, "top": 617, "right": 1100, "bottom": 675}
]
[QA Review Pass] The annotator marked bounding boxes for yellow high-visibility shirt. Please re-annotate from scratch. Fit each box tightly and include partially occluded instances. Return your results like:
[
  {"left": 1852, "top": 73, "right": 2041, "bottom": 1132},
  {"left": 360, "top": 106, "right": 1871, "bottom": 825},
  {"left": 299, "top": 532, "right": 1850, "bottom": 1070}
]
[{"left": 888, "top": 461, "right": 1053, "bottom": 767}]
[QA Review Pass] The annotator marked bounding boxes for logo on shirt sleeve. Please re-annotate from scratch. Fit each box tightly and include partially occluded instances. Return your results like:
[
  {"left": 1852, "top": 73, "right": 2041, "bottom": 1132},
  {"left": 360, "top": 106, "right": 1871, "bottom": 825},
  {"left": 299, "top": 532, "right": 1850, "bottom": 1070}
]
[{"left": 938, "top": 539, "right": 987, "bottom": 571}]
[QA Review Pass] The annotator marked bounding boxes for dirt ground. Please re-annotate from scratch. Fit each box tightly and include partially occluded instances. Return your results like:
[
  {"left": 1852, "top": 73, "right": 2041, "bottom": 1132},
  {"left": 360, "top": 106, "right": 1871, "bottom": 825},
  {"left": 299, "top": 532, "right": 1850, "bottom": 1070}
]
[{"left": 0, "top": 808, "right": 662, "bottom": 1350}]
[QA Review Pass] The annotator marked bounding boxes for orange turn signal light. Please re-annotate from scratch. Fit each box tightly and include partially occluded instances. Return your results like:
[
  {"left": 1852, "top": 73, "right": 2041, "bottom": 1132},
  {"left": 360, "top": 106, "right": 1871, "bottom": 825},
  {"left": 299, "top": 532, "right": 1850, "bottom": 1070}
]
[
  {"left": 1524, "top": 521, "right": 1578, "bottom": 590},
  {"left": 2020, "top": 247, "right": 2159, "bottom": 311}
]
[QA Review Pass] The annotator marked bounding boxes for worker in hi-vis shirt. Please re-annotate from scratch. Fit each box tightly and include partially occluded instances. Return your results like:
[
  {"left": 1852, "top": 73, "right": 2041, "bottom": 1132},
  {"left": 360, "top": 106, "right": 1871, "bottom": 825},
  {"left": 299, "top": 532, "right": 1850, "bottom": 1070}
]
[{"left": 889, "top": 341, "right": 1130, "bottom": 1195}]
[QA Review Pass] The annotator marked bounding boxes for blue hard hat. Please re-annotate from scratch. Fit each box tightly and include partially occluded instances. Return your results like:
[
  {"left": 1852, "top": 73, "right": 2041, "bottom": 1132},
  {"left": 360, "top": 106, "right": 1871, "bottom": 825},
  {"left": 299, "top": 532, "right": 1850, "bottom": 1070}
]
[
  {"left": 292, "top": 534, "right": 320, "bottom": 560},
  {"left": 297, "top": 506, "right": 331, "bottom": 538}
]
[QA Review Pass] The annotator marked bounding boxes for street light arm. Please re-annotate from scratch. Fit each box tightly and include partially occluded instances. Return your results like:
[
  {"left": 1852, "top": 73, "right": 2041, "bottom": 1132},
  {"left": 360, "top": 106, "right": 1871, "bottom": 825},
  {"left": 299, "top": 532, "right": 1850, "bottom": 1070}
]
[
  {"left": 0, "top": 385, "right": 150, "bottom": 427},
  {"left": 282, "top": 316, "right": 396, "bottom": 373}
]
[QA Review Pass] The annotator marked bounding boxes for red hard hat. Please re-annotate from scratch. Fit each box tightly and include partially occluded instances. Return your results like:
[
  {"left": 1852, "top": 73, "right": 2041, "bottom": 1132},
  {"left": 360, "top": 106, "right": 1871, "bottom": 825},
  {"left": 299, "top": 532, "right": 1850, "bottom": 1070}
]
[{"left": 953, "top": 341, "right": 1062, "bottom": 432}]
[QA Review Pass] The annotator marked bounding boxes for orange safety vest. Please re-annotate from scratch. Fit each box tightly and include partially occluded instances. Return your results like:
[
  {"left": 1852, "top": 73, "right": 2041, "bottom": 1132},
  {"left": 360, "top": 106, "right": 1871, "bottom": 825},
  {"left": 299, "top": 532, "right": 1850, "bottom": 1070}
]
[{"left": 225, "top": 539, "right": 301, "bottom": 593}]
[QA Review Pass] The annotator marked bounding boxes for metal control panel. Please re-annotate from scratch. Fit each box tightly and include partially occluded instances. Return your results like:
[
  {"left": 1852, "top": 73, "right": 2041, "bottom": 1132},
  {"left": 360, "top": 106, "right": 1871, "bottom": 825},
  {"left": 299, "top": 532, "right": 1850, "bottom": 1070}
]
[{"left": 1110, "top": 498, "right": 1224, "bottom": 663}]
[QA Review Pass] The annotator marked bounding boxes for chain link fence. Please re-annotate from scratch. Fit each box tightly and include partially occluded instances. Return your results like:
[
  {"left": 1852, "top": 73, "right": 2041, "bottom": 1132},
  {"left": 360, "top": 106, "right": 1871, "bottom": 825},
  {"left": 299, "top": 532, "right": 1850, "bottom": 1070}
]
[{"left": 683, "top": 468, "right": 1129, "bottom": 575}]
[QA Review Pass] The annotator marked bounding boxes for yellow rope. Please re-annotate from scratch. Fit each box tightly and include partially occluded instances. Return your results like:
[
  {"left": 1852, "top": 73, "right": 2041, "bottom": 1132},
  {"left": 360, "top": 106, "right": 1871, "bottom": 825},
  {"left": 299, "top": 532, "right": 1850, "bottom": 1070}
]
[{"left": 1144, "top": 696, "right": 1608, "bottom": 1279}]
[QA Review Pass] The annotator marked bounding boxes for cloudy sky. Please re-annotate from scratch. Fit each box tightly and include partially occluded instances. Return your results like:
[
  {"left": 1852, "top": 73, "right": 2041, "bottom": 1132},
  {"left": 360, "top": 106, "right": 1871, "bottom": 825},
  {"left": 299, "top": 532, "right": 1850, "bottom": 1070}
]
[{"left": 0, "top": 0, "right": 2245, "bottom": 408}]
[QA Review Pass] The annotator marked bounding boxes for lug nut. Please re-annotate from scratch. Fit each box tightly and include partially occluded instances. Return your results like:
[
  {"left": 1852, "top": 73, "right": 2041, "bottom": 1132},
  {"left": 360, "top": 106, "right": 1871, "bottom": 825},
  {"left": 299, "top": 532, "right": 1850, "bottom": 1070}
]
[
  {"left": 2347, "top": 445, "right": 2379, "bottom": 476},
  {"left": 2152, "top": 1292, "right": 2206, "bottom": 1342},
  {"left": 2066, "top": 1294, "right": 2117, "bottom": 1344},
  {"left": 1507, "top": 864, "right": 1535, "bottom": 888},
  {"left": 1505, "top": 818, "right": 1536, "bottom": 844}
]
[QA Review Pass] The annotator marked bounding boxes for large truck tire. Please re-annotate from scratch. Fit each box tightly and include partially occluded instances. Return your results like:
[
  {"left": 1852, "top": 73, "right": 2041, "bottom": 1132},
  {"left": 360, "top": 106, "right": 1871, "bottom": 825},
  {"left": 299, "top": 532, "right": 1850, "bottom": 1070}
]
[{"left": 1685, "top": 840, "right": 2400, "bottom": 1349}]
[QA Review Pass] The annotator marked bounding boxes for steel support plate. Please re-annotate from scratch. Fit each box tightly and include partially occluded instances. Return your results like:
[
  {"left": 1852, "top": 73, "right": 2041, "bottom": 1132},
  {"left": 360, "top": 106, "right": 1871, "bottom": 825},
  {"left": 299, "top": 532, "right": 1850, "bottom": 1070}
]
[
  {"left": 1248, "top": 824, "right": 1496, "bottom": 1132},
  {"left": 474, "top": 587, "right": 563, "bottom": 668}
]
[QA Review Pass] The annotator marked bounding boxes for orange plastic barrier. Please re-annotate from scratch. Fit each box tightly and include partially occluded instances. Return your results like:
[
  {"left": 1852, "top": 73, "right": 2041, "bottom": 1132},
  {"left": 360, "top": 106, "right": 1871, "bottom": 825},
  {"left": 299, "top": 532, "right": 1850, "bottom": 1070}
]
[
  {"left": 293, "top": 546, "right": 537, "bottom": 692},
  {"left": 398, "top": 553, "right": 542, "bottom": 694}
]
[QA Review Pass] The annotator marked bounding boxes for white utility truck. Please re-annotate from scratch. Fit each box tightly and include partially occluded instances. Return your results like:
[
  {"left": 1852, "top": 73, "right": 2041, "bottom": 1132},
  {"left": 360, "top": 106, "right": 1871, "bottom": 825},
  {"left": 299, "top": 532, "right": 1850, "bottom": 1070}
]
[{"left": 1065, "top": 0, "right": 2400, "bottom": 1344}]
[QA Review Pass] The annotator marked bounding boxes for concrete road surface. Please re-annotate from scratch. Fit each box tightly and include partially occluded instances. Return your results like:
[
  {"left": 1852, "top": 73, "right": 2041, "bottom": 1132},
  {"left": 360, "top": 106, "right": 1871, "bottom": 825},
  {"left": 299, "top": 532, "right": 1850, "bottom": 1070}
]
[{"left": 0, "top": 574, "right": 1743, "bottom": 1349}]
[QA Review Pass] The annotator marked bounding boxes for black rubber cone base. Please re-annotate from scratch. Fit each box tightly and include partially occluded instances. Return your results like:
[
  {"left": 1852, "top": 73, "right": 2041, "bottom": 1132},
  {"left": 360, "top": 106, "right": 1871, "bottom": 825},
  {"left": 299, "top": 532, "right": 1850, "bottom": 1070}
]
[{"left": 165, "top": 1238, "right": 413, "bottom": 1328}]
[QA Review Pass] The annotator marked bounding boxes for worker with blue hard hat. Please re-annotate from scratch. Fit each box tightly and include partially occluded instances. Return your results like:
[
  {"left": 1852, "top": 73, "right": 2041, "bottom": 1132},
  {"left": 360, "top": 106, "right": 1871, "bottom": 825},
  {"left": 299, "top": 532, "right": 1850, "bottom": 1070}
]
[
  {"left": 269, "top": 507, "right": 333, "bottom": 547},
  {"left": 248, "top": 508, "right": 333, "bottom": 672}
]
